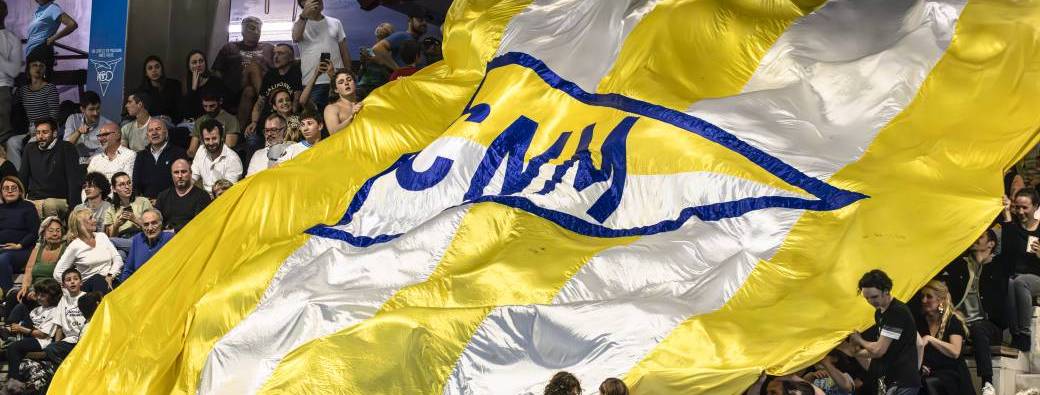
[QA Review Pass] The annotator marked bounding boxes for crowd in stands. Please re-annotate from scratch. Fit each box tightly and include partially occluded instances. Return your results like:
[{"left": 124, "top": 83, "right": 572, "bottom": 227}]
[{"left": 0, "top": 0, "right": 442, "bottom": 392}]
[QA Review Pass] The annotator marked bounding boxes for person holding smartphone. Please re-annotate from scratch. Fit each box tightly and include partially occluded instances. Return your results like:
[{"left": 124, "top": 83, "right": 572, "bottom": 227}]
[
  {"left": 1002, "top": 188, "right": 1040, "bottom": 351},
  {"left": 293, "top": 0, "right": 350, "bottom": 111}
]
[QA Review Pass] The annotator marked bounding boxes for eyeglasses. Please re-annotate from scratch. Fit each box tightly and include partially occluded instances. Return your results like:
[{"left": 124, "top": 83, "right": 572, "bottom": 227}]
[
  {"left": 264, "top": 127, "right": 286, "bottom": 133},
  {"left": 1, "top": 186, "right": 19, "bottom": 192},
  {"left": 98, "top": 132, "right": 113, "bottom": 137}
]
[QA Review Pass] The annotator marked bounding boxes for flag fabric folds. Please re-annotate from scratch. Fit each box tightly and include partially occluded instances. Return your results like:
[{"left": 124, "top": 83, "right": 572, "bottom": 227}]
[{"left": 51, "top": 0, "right": 1040, "bottom": 394}]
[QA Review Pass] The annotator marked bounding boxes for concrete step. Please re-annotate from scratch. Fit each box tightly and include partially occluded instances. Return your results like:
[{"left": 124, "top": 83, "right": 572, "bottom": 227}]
[{"left": 1017, "top": 373, "right": 1040, "bottom": 393}]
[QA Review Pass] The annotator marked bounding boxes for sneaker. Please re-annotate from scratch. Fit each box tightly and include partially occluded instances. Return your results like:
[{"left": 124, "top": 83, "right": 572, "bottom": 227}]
[{"left": 983, "top": 382, "right": 996, "bottom": 395}]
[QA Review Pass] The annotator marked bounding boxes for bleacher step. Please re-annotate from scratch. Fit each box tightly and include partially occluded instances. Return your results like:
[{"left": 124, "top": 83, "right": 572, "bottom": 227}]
[{"left": 1018, "top": 374, "right": 1040, "bottom": 393}]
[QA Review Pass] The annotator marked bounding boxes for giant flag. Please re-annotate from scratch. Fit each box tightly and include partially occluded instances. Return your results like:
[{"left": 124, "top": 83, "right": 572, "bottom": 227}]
[{"left": 52, "top": 0, "right": 1040, "bottom": 394}]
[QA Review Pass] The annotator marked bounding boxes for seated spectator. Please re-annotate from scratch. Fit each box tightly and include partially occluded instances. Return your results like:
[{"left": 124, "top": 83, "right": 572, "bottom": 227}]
[
  {"left": 6, "top": 56, "right": 58, "bottom": 170},
  {"left": 47, "top": 267, "right": 84, "bottom": 364},
  {"left": 323, "top": 69, "right": 362, "bottom": 135},
  {"left": 244, "top": 43, "right": 302, "bottom": 142},
  {"left": 801, "top": 347, "right": 865, "bottom": 395},
  {"left": 211, "top": 179, "right": 233, "bottom": 199},
  {"left": 763, "top": 377, "right": 817, "bottom": 395},
  {"left": 269, "top": 87, "right": 302, "bottom": 142},
  {"left": 1002, "top": 188, "right": 1040, "bottom": 351},
  {"left": 0, "top": 1, "right": 22, "bottom": 175},
  {"left": 191, "top": 119, "right": 242, "bottom": 193},
  {"left": 132, "top": 119, "right": 188, "bottom": 200},
  {"left": 189, "top": 92, "right": 240, "bottom": 157},
  {"left": 72, "top": 172, "right": 113, "bottom": 233},
  {"left": 118, "top": 209, "right": 171, "bottom": 283},
  {"left": 212, "top": 17, "right": 274, "bottom": 127},
  {"left": 18, "top": 117, "right": 82, "bottom": 219},
  {"left": 0, "top": 176, "right": 39, "bottom": 293},
  {"left": 53, "top": 207, "right": 122, "bottom": 294},
  {"left": 86, "top": 122, "right": 135, "bottom": 181},
  {"left": 916, "top": 280, "right": 972, "bottom": 395},
  {"left": 105, "top": 172, "right": 153, "bottom": 255},
  {"left": 543, "top": 371, "right": 580, "bottom": 395},
  {"left": 137, "top": 55, "right": 182, "bottom": 124},
  {"left": 294, "top": 0, "right": 350, "bottom": 111},
  {"left": 63, "top": 91, "right": 111, "bottom": 166},
  {"left": 181, "top": 49, "right": 228, "bottom": 121},
  {"left": 121, "top": 92, "right": 154, "bottom": 152},
  {"left": 372, "top": 14, "right": 426, "bottom": 73},
  {"left": 155, "top": 159, "right": 211, "bottom": 232},
  {"left": 0, "top": 145, "right": 15, "bottom": 178},
  {"left": 599, "top": 378, "right": 628, "bottom": 395},
  {"left": 3, "top": 278, "right": 61, "bottom": 389},
  {"left": 17, "top": 216, "right": 65, "bottom": 302},
  {"left": 388, "top": 39, "right": 420, "bottom": 81},
  {"left": 279, "top": 107, "right": 323, "bottom": 163},
  {"left": 247, "top": 114, "right": 290, "bottom": 176},
  {"left": 300, "top": 56, "right": 334, "bottom": 113}
]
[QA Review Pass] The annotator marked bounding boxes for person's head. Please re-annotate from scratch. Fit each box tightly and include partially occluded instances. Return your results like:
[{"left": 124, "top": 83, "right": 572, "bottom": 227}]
[
  {"left": 857, "top": 269, "right": 894, "bottom": 310},
  {"left": 82, "top": 172, "right": 111, "bottom": 202},
  {"left": 34, "top": 117, "right": 58, "bottom": 148},
  {"left": 38, "top": 216, "right": 64, "bottom": 246},
  {"left": 111, "top": 172, "right": 134, "bottom": 202},
  {"left": 78, "top": 292, "right": 102, "bottom": 322},
  {"left": 0, "top": 175, "right": 24, "bottom": 203},
  {"left": 26, "top": 58, "right": 46, "bottom": 81},
  {"left": 1013, "top": 188, "right": 1040, "bottom": 224},
  {"left": 32, "top": 279, "right": 62, "bottom": 307},
  {"left": 62, "top": 268, "right": 82, "bottom": 294},
  {"left": 80, "top": 91, "right": 102, "bottom": 123},
  {"left": 375, "top": 22, "right": 394, "bottom": 41},
  {"left": 269, "top": 87, "right": 293, "bottom": 116},
  {"left": 146, "top": 118, "right": 168, "bottom": 147},
  {"left": 98, "top": 122, "right": 121, "bottom": 150},
  {"left": 297, "top": 0, "right": 324, "bottom": 14},
  {"left": 299, "top": 107, "right": 323, "bottom": 143},
  {"left": 765, "top": 379, "right": 815, "bottom": 395},
  {"left": 971, "top": 229, "right": 998, "bottom": 256},
  {"left": 264, "top": 113, "right": 287, "bottom": 146},
  {"left": 201, "top": 92, "right": 223, "bottom": 117},
  {"left": 422, "top": 37, "right": 443, "bottom": 64},
  {"left": 67, "top": 207, "right": 96, "bottom": 242},
  {"left": 273, "top": 43, "right": 294, "bottom": 69},
  {"left": 399, "top": 39, "right": 420, "bottom": 67},
  {"left": 186, "top": 49, "right": 208, "bottom": 76},
  {"left": 126, "top": 92, "right": 152, "bottom": 118},
  {"left": 212, "top": 179, "right": 233, "bottom": 199},
  {"left": 332, "top": 69, "right": 356, "bottom": 101},
  {"left": 34, "top": 0, "right": 52, "bottom": 5},
  {"left": 198, "top": 118, "right": 226, "bottom": 156},
  {"left": 598, "top": 378, "right": 628, "bottom": 395},
  {"left": 919, "top": 280, "right": 951, "bottom": 317},
  {"left": 241, "top": 17, "right": 263, "bottom": 46},
  {"left": 544, "top": 372, "right": 581, "bottom": 395},
  {"left": 407, "top": 15, "right": 428, "bottom": 36},
  {"left": 143, "top": 55, "right": 165, "bottom": 84},
  {"left": 171, "top": 159, "right": 192, "bottom": 190},
  {"left": 141, "top": 209, "right": 163, "bottom": 241}
]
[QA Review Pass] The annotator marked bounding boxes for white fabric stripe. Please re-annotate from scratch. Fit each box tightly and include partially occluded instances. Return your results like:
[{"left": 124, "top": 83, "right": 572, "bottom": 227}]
[
  {"left": 443, "top": 0, "right": 967, "bottom": 393},
  {"left": 197, "top": 206, "right": 470, "bottom": 394},
  {"left": 495, "top": 0, "right": 658, "bottom": 93}
]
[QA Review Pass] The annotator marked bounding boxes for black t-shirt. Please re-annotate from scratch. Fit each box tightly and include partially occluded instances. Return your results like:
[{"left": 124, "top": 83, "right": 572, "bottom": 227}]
[
  {"left": 919, "top": 314, "right": 966, "bottom": 370},
  {"left": 0, "top": 160, "right": 15, "bottom": 179},
  {"left": 873, "top": 298, "right": 920, "bottom": 388},
  {"left": 1002, "top": 222, "right": 1040, "bottom": 276},
  {"left": 155, "top": 186, "right": 211, "bottom": 232},
  {"left": 260, "top": 64, "right": 303, "bottom": 101}
]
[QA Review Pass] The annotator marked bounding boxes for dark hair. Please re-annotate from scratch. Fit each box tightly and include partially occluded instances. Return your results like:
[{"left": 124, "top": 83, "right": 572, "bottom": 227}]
[
  {"left": 197, "top": 118, "right": 225, "bottom": 139},
  {"left": 140, "top": 55, "right": 166, "bottom": 88},
  {"left": 782, "top": 381, "right": 814, "bottom": 395},
  {"left": 83, "top": 172, "right": 112, "bottom": 202},
  {"left": 330, "top": 68, "right": 356, "bottom": 103},
  {"left": 598, "top": 378, "right": 628, "bottom": 395},
  {"left": 399, "top": 39, "right": 420, "bottom": 65},
  {"left": 983, "top": 228, "right": 999, "bottom": 251},
  {"left": 275, "top": 43, "right": 295, "bottom": 57},
  {"left": 185, "top": 49, "right": 210, "bottom": 80},
  {"left": 78, "top": 292, "right": 103, "bottom": 321},
  {"left": 544, "top": 371, "right": 581, "bottom": 395},
  {"left": 129, "top": 91, "right": 154, "bottom": 114},
  {"left": 25, "top": 53, "right": 49, "bottom": 79},
  {"left": 80, "top": 91, "right": 101, "bottom": 107},
  {"left": 267, "top": 86, "right": 293, "bottom": 112},
  {"left": 201, "top": 90, "right": 224, "bottom": 102},
  {"left": 298, "top": 104, "right": 323, "bottom": 124},
  {"left": 62, "top": 267, "right": 82, "bottom": 281},
  {"left": 33, "top": 278, "right": 62, "bottom": 307},
  {"left": 858, "top": 269, "right": 893, "bottom": 293},
  {"left": 110, "top": 171, "right": 138, "bottom": 207},
  {"left": 34, "top": 117, "right": 58, "bottom": 133},
  {"left": 1015, "top": 188, "right": 1040, "bottom": 207}
]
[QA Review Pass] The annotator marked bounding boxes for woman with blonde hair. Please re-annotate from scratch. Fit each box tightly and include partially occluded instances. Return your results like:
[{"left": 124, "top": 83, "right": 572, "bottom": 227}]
[
  {"left": 16, "top": 216, "right": 66, "bottom": 302},
  {"left": 916, "top": 280, "right": 972, "bottom": 395},
  {"left": 52, "top": 207, "right": 122, "bottom": 293}
]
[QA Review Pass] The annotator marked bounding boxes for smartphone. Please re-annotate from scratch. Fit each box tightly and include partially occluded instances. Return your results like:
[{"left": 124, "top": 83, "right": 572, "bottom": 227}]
[
  {"left": 320, "top": 52, "right": 331, "bottom": 62},
  {"left": 1028, "top": 235, "right": 1038, "bottom": 253}
]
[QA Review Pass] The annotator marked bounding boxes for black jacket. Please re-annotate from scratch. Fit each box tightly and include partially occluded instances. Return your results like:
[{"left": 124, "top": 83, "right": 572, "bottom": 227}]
[
  {"left": 132, "top": 144, "right": 188, "bottom": 199},
  {"left": 18, "top": 139, "right": 83, "bottom": 206},
  {"left": 935, "top": 252, "right": 1011, "bottom": 328}
]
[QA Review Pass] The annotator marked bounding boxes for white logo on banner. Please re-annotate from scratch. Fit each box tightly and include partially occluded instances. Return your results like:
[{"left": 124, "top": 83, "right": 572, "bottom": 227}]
[{"left": 89, "top": 47, "right": 123, "bottom": 96}]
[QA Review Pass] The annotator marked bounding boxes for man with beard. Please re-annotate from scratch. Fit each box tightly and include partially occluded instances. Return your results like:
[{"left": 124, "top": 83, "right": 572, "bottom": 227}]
[
  {"left": 1003, "top": 188, "right": 1040, "bottom": 351},
  {"left": 155, "top": 159, "right": 210, "bottom": 232},
  {"left": 64, "top": 91, "right": 111, "bottom": 166},
  {"left": 244, "top": 44, "right": 303, "bottom": 138},
  {"left": 190, "top": 118, "right": 242, "bottom": 193},
  {"left": 189, "top": 92, "right": 240, "bottom": 157},
  {"left": 119, "top": 209, "right": 173, "bottom": 282},
  {"left": 132, "top": 119, "right": 187, "bottom": 200},
  {"left": 373, "top": 14, "right": 428, "bottom": 70},
  {"left": 18, "top": 117, "right": 81, "bottom": 218},
  {"left": 246, "top": 114, "right": 289, "bottom": 176},
  {"left": 212, "top": 17, "right": 274, "bottom": 126}
]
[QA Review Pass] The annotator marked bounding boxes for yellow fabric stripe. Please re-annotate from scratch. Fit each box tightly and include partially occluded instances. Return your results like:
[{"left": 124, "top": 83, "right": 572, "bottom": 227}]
[
  {"left": 596, "top": 0, "right": 825, "bottom": 110},
  {"left": 626, "top": 1, "right": 1040, "bottom": 393},
  {"left": 48, "top": 1, "right": 532, "bottom": 393},
  {"left": 258, "top": 204, "right": 636, "bottom": 393}
]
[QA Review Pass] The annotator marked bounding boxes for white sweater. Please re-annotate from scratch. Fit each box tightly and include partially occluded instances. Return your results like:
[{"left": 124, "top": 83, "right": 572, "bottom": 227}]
[
  {"left": 0, "top": 29, "right": 22, "bottom": 87},
  {"left": 53, "top": 233, "right": 124, "bottom": 282}
]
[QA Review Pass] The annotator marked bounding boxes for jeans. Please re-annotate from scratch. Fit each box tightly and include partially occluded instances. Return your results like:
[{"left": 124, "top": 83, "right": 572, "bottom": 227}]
[
  {"left": 309, "top": 83, "right": 330, "bottom": 112},
  {"left": 968, "top": 319, "right": 1002, "bottom": 384},
  {"left": 5, "top": 337, "right": 40, "bottom": 381},
  {"left": 110, "top": 237, "right": 131, "bottom": 261},
  {"left": 886, "top": 386, "right": 919, "bottom": 395},
  {"left": 4, "top": 133, "right": 24, "bottom": 171},
  {"left": 82, "top": 275, "right": 111, "bottom": 295},
  {"left": 1011, "top": 274, "right": 1040, "bottom": 338},
  {"left": 0, "top": 249, "right": 31, "bottom": 293}
]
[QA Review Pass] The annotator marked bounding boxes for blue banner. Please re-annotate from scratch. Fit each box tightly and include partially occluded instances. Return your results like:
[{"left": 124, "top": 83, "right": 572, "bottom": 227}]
[{"left": 85, "top": 0, "right": 129, "bottom": 122}]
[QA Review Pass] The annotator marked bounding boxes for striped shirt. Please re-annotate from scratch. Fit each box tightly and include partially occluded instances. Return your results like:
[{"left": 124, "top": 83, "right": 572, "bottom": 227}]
[{"left": 16, "top": 82, "right": 58, "bottom": 132}]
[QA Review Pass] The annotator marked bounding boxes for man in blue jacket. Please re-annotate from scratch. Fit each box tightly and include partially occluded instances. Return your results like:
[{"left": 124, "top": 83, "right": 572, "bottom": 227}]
[{"left": 119, "top": 209, "right": 173, "bottom": 283}]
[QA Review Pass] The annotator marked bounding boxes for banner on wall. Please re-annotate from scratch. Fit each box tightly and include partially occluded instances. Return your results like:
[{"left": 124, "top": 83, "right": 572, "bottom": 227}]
[{"left": 85, "top": 0, "right": 129, "bottom": 122}]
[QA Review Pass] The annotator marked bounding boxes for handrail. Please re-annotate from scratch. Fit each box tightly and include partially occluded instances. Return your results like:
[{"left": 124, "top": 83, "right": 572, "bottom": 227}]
[{"left": 19, "top": 38, "right": 88, "bottom": 58}]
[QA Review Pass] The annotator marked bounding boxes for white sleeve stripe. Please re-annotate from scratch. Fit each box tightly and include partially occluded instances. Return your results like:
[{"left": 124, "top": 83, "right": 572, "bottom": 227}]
[{"left": 880, "top": 327, "right": 902, "bottom": 340}]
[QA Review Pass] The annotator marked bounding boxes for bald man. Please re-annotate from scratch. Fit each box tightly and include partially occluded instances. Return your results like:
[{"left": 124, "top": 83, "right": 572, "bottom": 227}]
[
  {"left": 154, "top": 158, "right": 210, "bottom": 232},
  {"left": 132, "top": 119, "right": 187, "bottom": 199},
  {"left": 86, "top": 122, "right": 136, "bottom": 181}
]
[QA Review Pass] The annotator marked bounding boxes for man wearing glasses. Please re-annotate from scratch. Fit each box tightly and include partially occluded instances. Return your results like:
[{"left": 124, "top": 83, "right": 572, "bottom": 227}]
[
  {"left": 86, "top": 122, "right": 134, "bottom": 181},
  {"left": 246, "top": 113, "right": 289, "bottom": 177}
]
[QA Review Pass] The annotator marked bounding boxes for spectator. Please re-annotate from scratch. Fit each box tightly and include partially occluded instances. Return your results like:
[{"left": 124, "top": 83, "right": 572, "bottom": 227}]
[
  {"left": 1003, "top": 188, "right": 1040, "bottom": 351},
  {"left": 279, "top": 107, "right": 323, "bottom": 163},
  {"left": 848, "top": 269, "right": 920, "bottom": 395},
  {"left": 421, "top": 36, "right": 443, "bottom": 66},
  {"left": 213, "top": 17, "right": 274, "bottom": 127},
  {"left": 137, "top": 55, "right": 182, "bottom": 124},
  {"left": 155, "top": 159, "right": 210, "bottom": 232},
  {"left": 121, "top": 92, "right": 154, "bottom": 152},
  {"left": 72, "top": 172, "right": 113, "bottom": 233},
  {"left": 375, "top": 22, "right": 393, "bottom": 41},
  {"left": 543, "top": 371, "right": 580, "bottom": 395},
  {"left": 23, "top": 0, "right": 77, "bottom": 72},
  {"left": 18, "top": 117, "right": 82, "bottom": 219},
  {"left": 46, "top": 267, "right": 84, "bottom": 363},
  {"left": 3, "top": 278, "right": 61, "bottom": 390},
  {"left": 118, "top": 209, "right": 171, "bottom": 283},
  {"left": 0, "top": 1, "right": 23, "bottom": 169},
  {"left": 599, "top": 378, "right": 628, "bottom": 395},
  {"left": 300, "top": 53, "right": 333, "bottom": 114},
  {"left": 373, "top": 14, "right": 427, "bottom": 71},
  {"left": 763, "top": 378, "right": 817, "bottom": 395},
  {"left": 0, "top": 176, "right": 39, "bottom": 293},
  {"left": 189, "top": 92, "right": 240, "bottom": 157},
  {"left": 64, "top": 91, "right": 111, "bottom": 166},
  {"left": 324, "top": 69, "right": 362, "bottom": 134},
  {"left": 181, "top": 49, "right": 228, "bottom": 121},
  {"left": 0, "top": 145, "right": 13, "bottom": 178},
  {"left": 268, "top": 87, "right": 302, "bottom": 142},
  {"left": 801, "top": 349, "right": 863, "bottom": 395},
  {"left": 53, "top": 207, "right": 122, "bottom": 293},
  {"left": 388, "top": 39, "right": 420, "bottom": 81},
  {"left": 916, "top": 280, "right": 971, "bottom": 395},
  {"left": 191, "top": 118, "right": 242, "bottom": 193},
  {"left": 211, "top": 179, "right": 233, "bottom": 199},
  {"left": 132, "top": 119, "right": 187, "bottom": 200},
  {"left": 246, "top": 114, "right": 290, "bottom": 176},
  {"left": 105, "top": 171, "right": 152, "bottom": 256},
  {"left": 7, "top": 55, "right": 58, "bottom": 169},
  {"left": 935, "top": 229, "right": 1005, "bottom": 395},
  {"left": 244, "top": 43, "right": 302, "bottom": 142},
  {"left": 293, "top": 0, "right": 350, "bottom": 111},
  {"left": 86, "top": 123, "right": 135, "bottom": 181},
  {"left": 17, "top": 216, "right": 64, "bottom": 302}
]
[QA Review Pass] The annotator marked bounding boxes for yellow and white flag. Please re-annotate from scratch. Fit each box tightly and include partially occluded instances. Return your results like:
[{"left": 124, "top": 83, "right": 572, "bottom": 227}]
[{"left": 52, "top": 0, "right": 1040, "bottom": 394}]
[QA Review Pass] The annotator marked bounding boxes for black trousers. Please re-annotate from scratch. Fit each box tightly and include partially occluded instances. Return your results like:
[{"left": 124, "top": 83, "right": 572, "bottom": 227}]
[
  {"left": 968, "top": 319, "right": 1002, "bottom": 383},
  {"left": 6, "top": 338, "right": 40, "bottom": 381}
]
